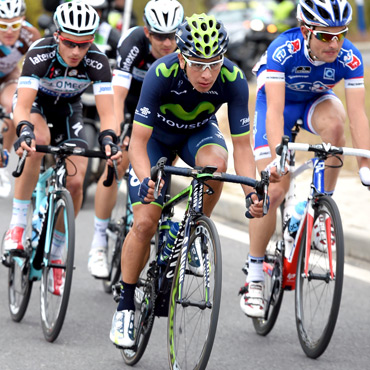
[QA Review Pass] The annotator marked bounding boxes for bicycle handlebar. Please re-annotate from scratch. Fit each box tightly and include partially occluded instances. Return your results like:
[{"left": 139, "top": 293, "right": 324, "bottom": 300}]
[
  {"left": 12, "top": 142, "right": 116, "bottom": 187},
  {"left": 151, "top": 157, "right": 270, "bottom": 215}
]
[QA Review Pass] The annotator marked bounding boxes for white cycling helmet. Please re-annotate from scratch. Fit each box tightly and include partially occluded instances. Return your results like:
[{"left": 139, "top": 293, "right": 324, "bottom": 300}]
[
  {"left": 54, "top": 0, "right": 100, "bottom": 36},
  {"left": 144, "top": 0, "right": 184, "bottom": 34},
  {"left": 80, "top": 0, "right": 109, "bottom": 10},
  {"left": 297, "top": 0, "right": 352, "bottom": 27},
  {"left": 0, "top": 0, "right": 26, "bottom": 19}
]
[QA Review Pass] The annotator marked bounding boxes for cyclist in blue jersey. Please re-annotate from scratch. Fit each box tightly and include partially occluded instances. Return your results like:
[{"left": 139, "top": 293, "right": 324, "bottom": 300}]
[
  {"left": 3, "top": 1, "right": 121, "bottom": 293},
  {"left": 0, "top": 0, "right": 40, "bottom": 198},
  {"left": 88, "top": 0, "right": 184, "bottom": 279},
  {"left": 240, "top": 0, "right": 370, "bottom": 318},
  {"left": 109, "top": 13, "right": 265, "bottom": 348}
]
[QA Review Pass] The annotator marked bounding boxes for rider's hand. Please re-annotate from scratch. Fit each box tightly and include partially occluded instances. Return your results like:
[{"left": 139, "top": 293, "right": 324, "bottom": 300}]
[
  {"left": 268, "top": 155, "right": 289, "bottom": 183},
  {"left": 359, "top": 167, "right": 370, "bottom": 188},
  {"left": 13, "top": 121, "right": 36, "bottom": 156},
  {"left": 98, "top": 129, "right": 122, "bottom": 166},
  {"left": 245, "top": 192, "right": 270, "bottom": 219},
  {"left": 138, "top": 177, "right": 154, "bottom": 204}
]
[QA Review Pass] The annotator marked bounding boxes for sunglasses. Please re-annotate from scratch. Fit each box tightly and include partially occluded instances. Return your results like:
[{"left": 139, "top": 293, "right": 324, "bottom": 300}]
[
  {"left": 307, "top": 27, "right": 348, "bottom": 42},
  {"left": 182, "top": 54, "right": 224, "bottom": 72},
  {"left": 58, "top": 34, "right": 94, "bottom": 49},
  {"left": 0, "top": 20, "right": 22, "bottom": 32},
  {"left": 149, "top": 32, "right": 176, "bottom": 41}
]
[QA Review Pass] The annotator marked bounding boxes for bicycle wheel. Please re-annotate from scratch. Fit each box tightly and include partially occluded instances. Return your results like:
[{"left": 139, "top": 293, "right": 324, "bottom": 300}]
[
  {"left": 295, "top": 195, "right": 344, "bottom": 359},
  {"left": 40, "top": 190, "right": 75, "bottom": 342},
  {"left": 120, "top": 239, "right": 157, "bottom": 365},
  {"left": 253, "top": 204, "right": 285, "bottom": 335},
  {"left": 168, "top": 216, "right": 222, "bottom": 370},
  {"left": 252, "top": 241, "right": 284, "bottom": 336},
  {"left": 6, "top": 202, "right": 34, "bottom": 322}
]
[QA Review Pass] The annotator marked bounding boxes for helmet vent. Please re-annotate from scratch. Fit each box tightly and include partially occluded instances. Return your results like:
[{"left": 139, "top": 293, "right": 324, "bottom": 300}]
[{"left": 318, "top": 6, "right": 330, "bottom": 19}]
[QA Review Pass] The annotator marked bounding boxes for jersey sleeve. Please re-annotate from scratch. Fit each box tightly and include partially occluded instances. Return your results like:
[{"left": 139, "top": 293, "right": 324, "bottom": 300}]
[
  {"left": 221, "top": 62, "right": 250, "bottom": 136},
  {"left": 113, "top": 27, "right": 147, "bottom": 89},
  {"left": 340, "top": 41, "right": 365, "bottom": 89}
]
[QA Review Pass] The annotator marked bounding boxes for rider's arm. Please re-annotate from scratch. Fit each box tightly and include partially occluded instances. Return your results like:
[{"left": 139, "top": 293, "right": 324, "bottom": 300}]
[
  {"left": 13, "top": 87, "right": 37, "bottom": 129},
  {"left": 113, "top": 85, "right": 129, "bottom": 126},
  {"left": 265, "top": 80, "right": 286, "bottom": 159},
  {"left": 345, "top": 87, "right": 370, "bottom": 170},
  {"left": 128, "top": 122, "right": 153, "bottom": 182}
]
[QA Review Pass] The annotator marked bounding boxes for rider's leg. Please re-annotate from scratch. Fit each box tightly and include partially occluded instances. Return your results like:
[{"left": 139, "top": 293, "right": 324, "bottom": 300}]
[
  {"left": 195, "top": 144, "right": 228, "bottom": 217},
  {"left": 308, "top": 96, "right": 346, "bottom": 192}
]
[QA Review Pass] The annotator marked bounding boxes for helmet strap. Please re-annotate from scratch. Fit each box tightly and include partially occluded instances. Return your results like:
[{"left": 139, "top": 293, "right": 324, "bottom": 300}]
[{"left": 305, "top": 26, "right": 319, "bottom": 61}]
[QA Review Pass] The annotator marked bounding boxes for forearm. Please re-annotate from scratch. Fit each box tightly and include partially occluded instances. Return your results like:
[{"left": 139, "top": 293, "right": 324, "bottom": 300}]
[
  {"left": 266, "top": 109, "right": 285, "bottom": 158},
  {"left": 349, "top": 114, "right": 370, "bottom": 169}
]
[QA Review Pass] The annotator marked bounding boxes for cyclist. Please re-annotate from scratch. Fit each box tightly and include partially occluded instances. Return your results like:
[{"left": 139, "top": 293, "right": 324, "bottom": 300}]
[
  {"left": 87, "top": 0, "right": 184, "bottom": 279},
  {"left": 0, "top": 0, "right": 40, "bottom": 198},
  {"left": 3, "top": 1, "right": 121, "bottom": 294},
  {"left": 239, "top": 0, "right": 370, "bottom": 318},
  {"left": 109, "top": 13, "right": 266, "bottom": 348}
]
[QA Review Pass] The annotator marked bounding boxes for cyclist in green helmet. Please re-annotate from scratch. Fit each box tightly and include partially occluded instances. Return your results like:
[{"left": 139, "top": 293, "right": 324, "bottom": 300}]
[{"left": 110, "top": 13, "right": 267, "bottom": 348}]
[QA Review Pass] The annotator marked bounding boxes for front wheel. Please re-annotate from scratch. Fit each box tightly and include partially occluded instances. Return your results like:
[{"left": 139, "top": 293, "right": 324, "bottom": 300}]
[
  {"left": 295, "top": 195, "right": 344, "bottom": 358},
  {"left": 168, "top": 216, "right": 222, "bottom": 370},
  {"left": 40, "top": 190, "right": 75, "bottom": 342}
]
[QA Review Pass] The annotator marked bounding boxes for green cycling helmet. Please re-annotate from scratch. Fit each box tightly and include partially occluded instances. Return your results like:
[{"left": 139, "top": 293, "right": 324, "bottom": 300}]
[{"left": 175, "top": 13, "right": 229, "bottom": 59}]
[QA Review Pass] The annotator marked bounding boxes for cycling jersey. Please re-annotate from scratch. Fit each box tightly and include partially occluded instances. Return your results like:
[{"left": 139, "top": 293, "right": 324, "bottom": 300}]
[
  {"left": 253, "top": 27, "right": 364, "bottom": 160},
  {"left": 134, "top": 53, "right": 250, "bottom": 137},
  {"left": 112, "top": 27, "right": 157, "bottom": 113},
  {"left": 0, "top": 20, "right": 40, "bottom": 79},
  {"left": 18, "top": 36, "right": 113, "bottom": 104},
  {"left": 254, "top": 27, "right": 364, "bottom": 101}
]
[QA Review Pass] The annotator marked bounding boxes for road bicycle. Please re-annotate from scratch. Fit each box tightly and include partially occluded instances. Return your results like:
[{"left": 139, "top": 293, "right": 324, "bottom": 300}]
[
  {"left": 116, "top": 157, "right": 269, "bottom": 369},
  {"left": 250, "top": 124, "right": 370, "bottom": 359},
  {"left": 1, "top": 141, "right": 110, "bottom": 342}
]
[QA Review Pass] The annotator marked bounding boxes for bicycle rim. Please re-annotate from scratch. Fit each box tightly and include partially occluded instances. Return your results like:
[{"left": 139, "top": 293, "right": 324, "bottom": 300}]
[
  {"left": 40, "top": 191, "right": 75, "bottom": 342},
  {"left": 168, "top": 216, "right": 222, "bottom": 370},
  {"left": 121, "top": 240, "right": 157, "bottom": 365},
  {"left": 253, "top": 241, "right": 284, "bottom": 336},
  {"left": 295, "top": 195, "right": 344, "bottom": 358},
  {"left": 7, "top": 203, "right": 34, "bottom": 322}
]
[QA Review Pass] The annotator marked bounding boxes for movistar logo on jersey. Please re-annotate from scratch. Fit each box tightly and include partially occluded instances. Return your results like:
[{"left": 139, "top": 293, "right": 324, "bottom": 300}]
[
  {"left": 156, "top": 62, "right": 179, "bottom": 78},
  {"left": 160, "top": 102, "right": 215, "bottom": 121},
  {"left": 220, "top": 66, "right": 243, "bottom": 83}
]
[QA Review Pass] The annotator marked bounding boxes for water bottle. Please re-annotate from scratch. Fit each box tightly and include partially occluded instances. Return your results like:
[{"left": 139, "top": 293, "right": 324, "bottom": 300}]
[
  {"left": 158, "top": 221, "right": 179, "bottom": 266},
  {"left": 283, "top": 200, "right": 307, "bottom": 257},
  {"left": 31, "top": 196, "right": 48, "bottom": 247}
]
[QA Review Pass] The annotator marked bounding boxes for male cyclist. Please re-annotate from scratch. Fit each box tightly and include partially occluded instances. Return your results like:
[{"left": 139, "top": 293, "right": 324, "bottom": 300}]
[
  {"left": 3, "top": 1, "right": 121, "bottom": 294},
  {"left": 87, "top": 0, "right": 184, "bottom": 279},
  {"left": 240, "top": 0, "right": 370, "bottom": 318},
  {"left": 109, "top": 13, "right": 265, "bottom": 348},
  {"left": 0, "top": 0, "right": 40, "bottom": 198}
]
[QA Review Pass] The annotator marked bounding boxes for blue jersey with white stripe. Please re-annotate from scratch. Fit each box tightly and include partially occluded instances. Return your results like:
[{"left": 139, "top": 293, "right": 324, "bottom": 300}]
[{"left": 254, "top": 27, "right": 364, "bottom": 102}]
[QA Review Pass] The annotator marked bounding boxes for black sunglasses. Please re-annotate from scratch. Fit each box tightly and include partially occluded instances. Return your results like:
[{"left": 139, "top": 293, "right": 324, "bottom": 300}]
[{"left": 149, "top": 32, "right": 176, "bottom": 41}]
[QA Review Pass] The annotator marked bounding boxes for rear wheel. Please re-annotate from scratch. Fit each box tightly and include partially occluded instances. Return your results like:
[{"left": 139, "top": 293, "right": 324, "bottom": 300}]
[
  {"left": 295, "top": 196, "right": 344, "bottom": 358},
  {"left": 40, "top": 191, "right": 75, "bottom": 342},
  {"left": 168, "top": 216, "right": 222, "bottom": 370}
]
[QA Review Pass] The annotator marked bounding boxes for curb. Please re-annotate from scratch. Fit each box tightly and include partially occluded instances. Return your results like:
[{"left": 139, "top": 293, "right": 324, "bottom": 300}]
[{"left": 172, "top": 177, "right": 370, "bottom": 263}]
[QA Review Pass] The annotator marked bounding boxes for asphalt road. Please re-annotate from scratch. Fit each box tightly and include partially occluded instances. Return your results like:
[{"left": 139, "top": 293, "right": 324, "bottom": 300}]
[{"left": 1, "top": 183, "right": 370, "bottom": 370}]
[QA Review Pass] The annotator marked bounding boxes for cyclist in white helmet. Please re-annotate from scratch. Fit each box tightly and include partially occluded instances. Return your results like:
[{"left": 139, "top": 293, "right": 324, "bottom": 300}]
[
  {"left": 240, "top": 0, "right": 370, "bottom": 319},
  {"left": 0, "top": 0, "right": 40, "bottom": 198},
  {"left": 87, "top": 0, "right": 184, "bottom": 279},
  {"left": 3, "top": 2, "right": 122, "bottom": 296}
]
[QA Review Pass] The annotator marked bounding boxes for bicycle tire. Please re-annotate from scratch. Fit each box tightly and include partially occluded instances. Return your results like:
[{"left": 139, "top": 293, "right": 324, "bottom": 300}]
[
  {"left": 120, "top": 240, "right": 157, "bottom": 365},
  {"left": 252, "top": 241, "right": 284, "bottom": 336},
  {"left": 40, "top": 190, "right": 75, "bottom": 342},
  {"left": 252, "top": 204, "right": 285, "bottom": 335},
  {"left": 295, "top": 195, "right": 344, "bottom": 359},
  {"left": 168, "top": 216, "right": 222, "bottom": 370},
  {"left": 6, "top": 203, "right": 35, "bottom": 322}
]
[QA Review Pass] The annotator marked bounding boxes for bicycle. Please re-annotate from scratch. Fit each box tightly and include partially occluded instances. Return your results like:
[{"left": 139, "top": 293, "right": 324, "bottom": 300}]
[
  {"left": 115, "top": 157, "right": 270, "bottom": 369},
  {"left": 0, "top": 106, "right": 11, "bottom": 196},
  {"left": 1, "top": 141, "right": 112, "bottom": 342},
  {"left": 250, "top": 123, "right": 370, "bottom": 359}
]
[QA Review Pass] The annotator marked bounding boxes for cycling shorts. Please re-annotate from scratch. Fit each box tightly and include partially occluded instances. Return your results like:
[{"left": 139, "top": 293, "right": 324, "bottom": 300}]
[
  {"left": 30, "top": 97, "right": 89, "bottom": 149},
  {"left": 128, "top": 119, "right": 228, "bottom": 207},
  {"left": 253, "top": 90, "right": 342, "bottom": 161}
]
